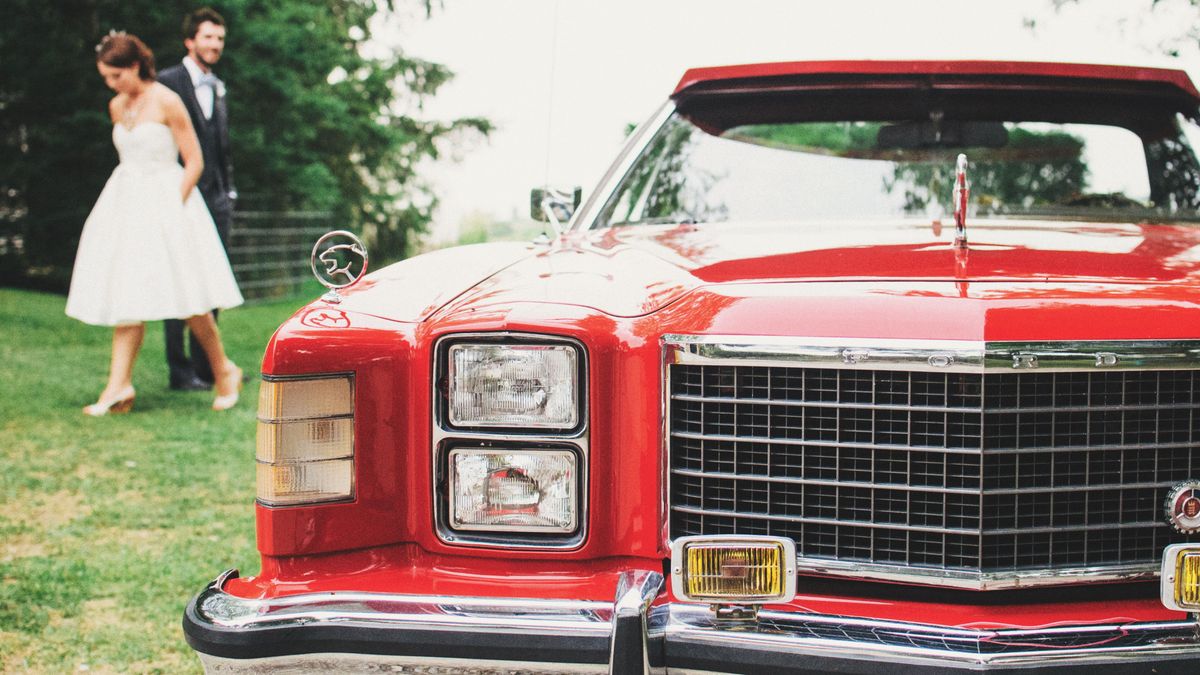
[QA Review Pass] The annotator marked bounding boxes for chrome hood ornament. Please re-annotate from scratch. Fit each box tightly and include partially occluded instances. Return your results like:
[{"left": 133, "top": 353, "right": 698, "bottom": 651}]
[
  {"left": 953, "top": 153, "right": 969, "bottom": 248},
  {"left": 311, "top": 230, "right": 368, "bottom": 304}
]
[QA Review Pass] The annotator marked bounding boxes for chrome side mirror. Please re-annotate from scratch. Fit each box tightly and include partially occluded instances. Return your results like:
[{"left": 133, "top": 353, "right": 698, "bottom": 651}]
[{"left": 530, "top": 186, "right": 582, "bottom": 234}]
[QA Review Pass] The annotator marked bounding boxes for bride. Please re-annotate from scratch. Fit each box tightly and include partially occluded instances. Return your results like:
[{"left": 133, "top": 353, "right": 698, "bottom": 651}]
[{"left": 67, "top": 31, "right": 244, "bottom": 415}]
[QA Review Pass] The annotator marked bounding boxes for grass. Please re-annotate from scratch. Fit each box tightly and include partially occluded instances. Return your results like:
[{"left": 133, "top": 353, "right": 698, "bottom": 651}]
[{"left": 0, "top": 286, "right": 317, "bottom": 673}]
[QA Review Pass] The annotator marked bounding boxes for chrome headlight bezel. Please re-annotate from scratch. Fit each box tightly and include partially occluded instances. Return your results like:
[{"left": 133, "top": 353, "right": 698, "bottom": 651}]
[{"left": 433, "top": 333, "right": 589, "bottom": 550}]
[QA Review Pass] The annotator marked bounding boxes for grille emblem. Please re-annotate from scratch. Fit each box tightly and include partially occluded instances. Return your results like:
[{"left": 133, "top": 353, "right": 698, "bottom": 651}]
[
  {"left": 928, "top": 354, "right": 955, "bottom": 368},
  {"left": 1095, "top": 352, "right": 1119, "bottom": 367},
  {"left": 1165, "top": 481, "right": 1200, "bottom": 534},
  {"left": 841, "top": 349, "right": 870, "bottom": 364}
]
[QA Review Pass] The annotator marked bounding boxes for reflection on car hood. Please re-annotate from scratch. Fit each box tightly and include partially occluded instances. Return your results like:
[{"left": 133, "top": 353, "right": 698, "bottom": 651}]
[
  {"left": 341, "top": 220, "right": 1200, "bottom": 322},
  {"left": 616, "top": 220, "right": 1200, "bottom": 285}
]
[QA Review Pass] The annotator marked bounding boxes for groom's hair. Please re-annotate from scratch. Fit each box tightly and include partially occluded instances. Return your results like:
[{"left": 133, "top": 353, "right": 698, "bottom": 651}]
[{"left": 183, "top": 7, "right": 226, "bottom": 40}]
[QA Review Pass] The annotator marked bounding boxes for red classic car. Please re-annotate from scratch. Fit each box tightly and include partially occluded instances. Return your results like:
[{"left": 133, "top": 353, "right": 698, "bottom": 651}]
[{"left": 184, "top": 61, "right": 1200, "bottom": 673}]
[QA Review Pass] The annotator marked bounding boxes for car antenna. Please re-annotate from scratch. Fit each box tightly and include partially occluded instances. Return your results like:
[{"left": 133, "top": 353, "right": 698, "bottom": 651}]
[{"left": 537, "top": 0, "right": 562, "bottom": 241}]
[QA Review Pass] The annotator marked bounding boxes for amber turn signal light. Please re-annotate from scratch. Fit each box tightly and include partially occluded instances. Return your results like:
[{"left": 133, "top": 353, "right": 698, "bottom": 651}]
[
  {"left": 670, "top": 536, "right": 796, "bottom": 604},
  {"left": 1162, "top": 544, "right": 1200, "bottom": 612}
]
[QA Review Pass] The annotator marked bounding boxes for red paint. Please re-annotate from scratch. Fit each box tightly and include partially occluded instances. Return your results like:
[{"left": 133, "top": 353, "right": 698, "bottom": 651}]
[{"left": 673, "top": 60, "right": 1200, "bottom": 101}]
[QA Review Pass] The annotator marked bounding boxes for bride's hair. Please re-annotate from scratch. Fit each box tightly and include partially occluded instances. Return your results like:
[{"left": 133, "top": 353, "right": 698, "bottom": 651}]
[{"left": 95, "top": 31, "right": 156, "bottom": 81}]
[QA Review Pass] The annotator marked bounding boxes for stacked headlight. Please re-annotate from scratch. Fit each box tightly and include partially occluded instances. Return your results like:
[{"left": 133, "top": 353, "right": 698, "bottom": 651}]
[
  {"left": 439, "top": 337, "right": 585, "bottom": 543},
  {"left": 448, "top": 343, "right": 579, "bottom": 429},
  {"left": 257, "top": 375, "right": 354, "bottom": 506}
]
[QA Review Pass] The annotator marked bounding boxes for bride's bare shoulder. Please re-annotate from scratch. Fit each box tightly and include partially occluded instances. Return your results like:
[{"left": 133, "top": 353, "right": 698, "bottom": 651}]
[
  {"left": 106, "top": 95, "right": 124, "bottom": 125},
  {"left": 153, "top": 82, "right": 185, "bottom": 107},
  {"left": 155, "top": 83, "right": 192, "bottom": 129}
]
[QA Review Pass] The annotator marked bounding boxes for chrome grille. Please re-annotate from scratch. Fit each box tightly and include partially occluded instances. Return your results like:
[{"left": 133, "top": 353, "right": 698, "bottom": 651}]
[{"left": 668, "top": 356, "right": 1199, "bottom": 586}]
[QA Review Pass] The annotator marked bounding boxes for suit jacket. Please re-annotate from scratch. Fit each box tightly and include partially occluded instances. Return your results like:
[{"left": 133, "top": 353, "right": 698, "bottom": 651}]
[{"left": 159, "top": 62, "right": 235, "bottom": 221}]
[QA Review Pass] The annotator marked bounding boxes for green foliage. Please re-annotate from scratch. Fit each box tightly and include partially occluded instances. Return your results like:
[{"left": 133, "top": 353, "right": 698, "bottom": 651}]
[
  {"left": 0, "top": 287, "right": 308, "bottom": 672},
  {"left": 729, "top": 121, "right": 1087, "bottom": 213},
  {"left": 0, "top": 1, "right": 490, "bottom": 290}
]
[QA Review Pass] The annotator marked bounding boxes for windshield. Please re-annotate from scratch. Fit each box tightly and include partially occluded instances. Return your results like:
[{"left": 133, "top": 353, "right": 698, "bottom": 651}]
[{"left": 596, "top": 113, "right": 1200, "bottom": 227}]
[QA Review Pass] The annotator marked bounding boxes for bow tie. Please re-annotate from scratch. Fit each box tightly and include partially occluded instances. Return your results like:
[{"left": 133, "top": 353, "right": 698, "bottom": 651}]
[{"left": 197, "top": 73, "right": 222, "bottom": 90}]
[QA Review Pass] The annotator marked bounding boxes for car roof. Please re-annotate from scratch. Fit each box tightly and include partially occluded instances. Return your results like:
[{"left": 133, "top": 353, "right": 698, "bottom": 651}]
[{"left": 673, "top": 60, "right": 1200, "bottom": 103}]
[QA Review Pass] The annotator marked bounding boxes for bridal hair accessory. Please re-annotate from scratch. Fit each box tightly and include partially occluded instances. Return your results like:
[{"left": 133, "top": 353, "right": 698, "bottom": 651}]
[{"left": 95, "top": 29, "right": 128, "bottom": 53}]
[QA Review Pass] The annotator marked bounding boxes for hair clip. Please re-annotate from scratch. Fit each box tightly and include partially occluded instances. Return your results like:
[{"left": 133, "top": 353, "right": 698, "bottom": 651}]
[{"left": 95, "top": 28, "right": 128, "bottom": 53}]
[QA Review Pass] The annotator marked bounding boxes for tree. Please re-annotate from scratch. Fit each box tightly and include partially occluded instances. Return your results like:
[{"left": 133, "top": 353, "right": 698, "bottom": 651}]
[{"left": 0, "top": 0, "right": 489, "bottom": 290}]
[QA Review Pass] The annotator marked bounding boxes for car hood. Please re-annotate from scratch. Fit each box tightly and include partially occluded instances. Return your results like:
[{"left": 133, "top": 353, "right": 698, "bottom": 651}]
[
  {"left": 425, "top": 220, "right": 1200, "bottom": 318},
  {"left": 336, "top": 220, "right": 1200, "bottom": 322}
]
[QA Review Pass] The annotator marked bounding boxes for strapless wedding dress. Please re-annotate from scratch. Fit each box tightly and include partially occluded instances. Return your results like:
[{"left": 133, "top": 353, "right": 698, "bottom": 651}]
[{"left": 65, "top": 122, "right": 243, "bottom": 326}]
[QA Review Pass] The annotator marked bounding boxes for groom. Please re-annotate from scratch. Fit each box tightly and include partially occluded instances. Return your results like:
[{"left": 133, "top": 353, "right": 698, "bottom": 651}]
[{"left": 159, "top": 7, "right": 237, "bottom": 390}]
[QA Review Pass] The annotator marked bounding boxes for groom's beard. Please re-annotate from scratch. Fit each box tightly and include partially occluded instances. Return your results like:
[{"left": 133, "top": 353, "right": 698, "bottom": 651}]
[{"left": 195, "top": 50, "right": 221, "bottom": 70}]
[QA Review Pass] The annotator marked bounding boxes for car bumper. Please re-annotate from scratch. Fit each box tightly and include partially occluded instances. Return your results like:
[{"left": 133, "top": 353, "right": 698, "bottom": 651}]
[{"left": 185, "top": 569, "right": 1200, "bottom": 674}]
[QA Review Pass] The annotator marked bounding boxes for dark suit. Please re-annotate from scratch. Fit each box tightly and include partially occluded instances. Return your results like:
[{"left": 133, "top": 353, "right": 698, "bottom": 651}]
[{"left": 159, "top": 61, "right": 236, "bottom": 385}]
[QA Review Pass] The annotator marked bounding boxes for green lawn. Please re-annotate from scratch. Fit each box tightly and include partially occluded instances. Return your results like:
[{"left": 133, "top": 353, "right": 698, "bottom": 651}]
[{"left": 0, "top": 287, "right": 314, "bottom": 673}]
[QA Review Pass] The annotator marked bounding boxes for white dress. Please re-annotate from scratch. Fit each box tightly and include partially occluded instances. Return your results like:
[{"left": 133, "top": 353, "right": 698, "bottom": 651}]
[{"left": 65, "top": 122, "right": 244, "bottom": 326}]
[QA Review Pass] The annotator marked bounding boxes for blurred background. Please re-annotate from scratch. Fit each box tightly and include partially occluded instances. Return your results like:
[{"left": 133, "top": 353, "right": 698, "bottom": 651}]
[{"left": 4, "top": 0, "right": 1200, "bottom": 297}]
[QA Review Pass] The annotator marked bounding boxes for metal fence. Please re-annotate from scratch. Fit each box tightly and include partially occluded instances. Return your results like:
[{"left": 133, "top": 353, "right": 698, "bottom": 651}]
[{"left": 228, "top": 209, "right": 334, "bottom": 301}]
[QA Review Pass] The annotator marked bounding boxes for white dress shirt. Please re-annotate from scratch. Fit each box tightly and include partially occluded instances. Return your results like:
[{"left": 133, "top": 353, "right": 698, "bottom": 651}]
[{"left": 182, "top": 56, "right": 217, "bottom": 120}]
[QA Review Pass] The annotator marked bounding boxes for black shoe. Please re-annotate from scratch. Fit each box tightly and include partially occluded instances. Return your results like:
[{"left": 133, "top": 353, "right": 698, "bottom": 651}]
[{"left": 170, "top": 374, "right": 213, "bottom": 391}]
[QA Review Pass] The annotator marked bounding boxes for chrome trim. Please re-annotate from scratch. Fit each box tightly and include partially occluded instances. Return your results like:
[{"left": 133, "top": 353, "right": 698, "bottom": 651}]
[
  {"left": 610, "top": 570, "right": 664, "bottom": 674},
  {"left": 188, "top": 571, "right": 1200, "bottom": 670},
  {"left": 432, "top": 332, "right": 590, "bottom": 550},
  {"left": 574, "top": 102, "right": 677, "bottom": 232},
  {"left": 197, "top": 653, "right": 609, "bottom": 675},
  {"left": 664, "top": 605, "right": 1200, "bottom": 668},
  {"left": 665, "top": 335, "right": 1200, "bottom": 373},
  {"left": 794, "top": 557, "right": 1158, "bottom": 591},
  {"left": 196, "top": 571, "right": 613, "bottom": 633}
]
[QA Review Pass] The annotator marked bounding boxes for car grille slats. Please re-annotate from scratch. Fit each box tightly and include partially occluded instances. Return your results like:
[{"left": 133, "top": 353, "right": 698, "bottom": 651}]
[{"left": 668, "top": 364, "right": 1196, "bottom": 581}]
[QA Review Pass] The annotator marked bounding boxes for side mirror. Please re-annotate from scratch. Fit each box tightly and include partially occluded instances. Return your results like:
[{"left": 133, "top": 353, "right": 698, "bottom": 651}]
[{"left": 530, "top": 186, "right": 582, "bottom": 233}]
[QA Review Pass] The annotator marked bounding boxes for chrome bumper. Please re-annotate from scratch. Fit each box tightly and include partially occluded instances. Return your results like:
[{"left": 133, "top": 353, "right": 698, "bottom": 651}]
[{"left": 185, "top": 569, "right": 1200, "bottom": 674}]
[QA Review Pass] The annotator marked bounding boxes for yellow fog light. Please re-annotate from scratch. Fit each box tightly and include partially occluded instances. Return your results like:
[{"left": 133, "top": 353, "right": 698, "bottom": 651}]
[
  {"left": 257, "top": 374, "right": 354, "bottom": 506},
  {"left": 671, "top": 536, "right": 796, "bottom": 604},
  {"left": 1162, "top": 544, "right": 1200, "bottom": 612}
]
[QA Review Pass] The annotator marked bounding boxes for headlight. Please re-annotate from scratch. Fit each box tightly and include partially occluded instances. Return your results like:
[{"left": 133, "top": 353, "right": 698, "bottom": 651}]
[
  {"left": 1162, "top": 544, "right": 1200, "bottom": 612},
  {"left": 448, "top": 343, "right": 579, "bottom": 429},
  {"left": 448, "top": 448, "right": 577, "bottom": 532},
  {"left": 671, "top": 536, "right": 797, "bottom": 604},
  {"left": 257, "top": 375, "right": 354, "bottom": 506}
]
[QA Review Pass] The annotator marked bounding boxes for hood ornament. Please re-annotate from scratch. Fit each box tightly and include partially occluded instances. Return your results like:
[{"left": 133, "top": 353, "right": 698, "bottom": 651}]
[
  {"left": 953, "top": 153, "right": 969, "bottom": 248},
  {"left": 311, "top": 230, "right": 368, "bottom": 304}
]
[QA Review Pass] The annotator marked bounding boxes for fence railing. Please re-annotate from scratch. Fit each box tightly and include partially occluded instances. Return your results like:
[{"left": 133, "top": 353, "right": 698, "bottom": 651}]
[{"left": 228, "top": 209, "right": 335, "bottom": 301}]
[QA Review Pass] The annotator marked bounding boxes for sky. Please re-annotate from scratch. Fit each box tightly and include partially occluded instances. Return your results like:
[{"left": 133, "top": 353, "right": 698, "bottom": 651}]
[{"left": 384, "top": 0, "right": 1200, "bottom": 243}]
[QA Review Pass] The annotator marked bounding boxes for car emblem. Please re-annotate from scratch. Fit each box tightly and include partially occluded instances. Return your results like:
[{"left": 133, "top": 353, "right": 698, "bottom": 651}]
[
  {"left": 310, "top": 230, "right": 369, "bottom": 304},
  {"left": 1164, "top": 481, "right": 1200, "bottom": 534}
]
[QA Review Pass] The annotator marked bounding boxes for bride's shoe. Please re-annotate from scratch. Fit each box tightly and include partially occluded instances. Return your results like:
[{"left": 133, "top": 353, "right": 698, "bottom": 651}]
[
  {"left": 83, "top": 385, "right": 136, "bottom": 417},
  {"left": 212, "top": 364, "right": 244, "bottom": 411}
]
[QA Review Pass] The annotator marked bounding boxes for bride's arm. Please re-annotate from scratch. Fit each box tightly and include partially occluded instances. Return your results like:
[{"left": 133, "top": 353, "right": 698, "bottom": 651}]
[{"left": 163, "top": 89, "right": 204, "bottom": 201}]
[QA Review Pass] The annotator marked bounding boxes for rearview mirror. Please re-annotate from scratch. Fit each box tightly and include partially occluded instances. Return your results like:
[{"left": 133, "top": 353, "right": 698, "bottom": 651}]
[{"left": 877, "top": 120, "right": 1008, "bottom": 149}]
